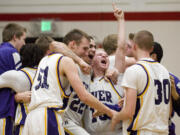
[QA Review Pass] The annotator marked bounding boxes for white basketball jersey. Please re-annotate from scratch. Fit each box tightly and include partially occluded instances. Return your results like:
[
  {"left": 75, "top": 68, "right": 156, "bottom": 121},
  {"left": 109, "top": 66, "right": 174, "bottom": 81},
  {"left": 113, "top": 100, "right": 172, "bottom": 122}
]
[
  {"left": 121, "top": 58, "right": 170, "bottom": 135},
  {"left": 14, "top": 67, "right": 37, "bottom": 126},
  {"left": 19, "top": 67, "right": 37, "bottom": 90},
  {"left": 29, "top": 53, "right": 71, "bottom": 111},
  {"left": 109, "top": 55, "right": 115, "bottom": 69},
  {"left": 83, "top": 75, "right": 124, "bottom": 135},
  {"left": 63, "top": 65, "right": 91, "bottom": 126},
  {"left": 109, "top": 55, "right": 130, "bottom": 70}
]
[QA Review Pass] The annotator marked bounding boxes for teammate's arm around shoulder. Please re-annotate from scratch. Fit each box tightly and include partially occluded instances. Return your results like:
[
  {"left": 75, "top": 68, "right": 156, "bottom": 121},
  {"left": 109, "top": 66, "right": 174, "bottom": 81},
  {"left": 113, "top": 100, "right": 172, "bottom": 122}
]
[
  {"left": 50, "top": 41, "right": 91, "bottom": 74},
  {"left": 60, "top": 56, "right": 117, "bottom": 118},
  {"left": 0, "top": 70, "right": 32, "bottom": 103},
  {"left": 0, "top": 70, "right": 30, "bottom": 92}
]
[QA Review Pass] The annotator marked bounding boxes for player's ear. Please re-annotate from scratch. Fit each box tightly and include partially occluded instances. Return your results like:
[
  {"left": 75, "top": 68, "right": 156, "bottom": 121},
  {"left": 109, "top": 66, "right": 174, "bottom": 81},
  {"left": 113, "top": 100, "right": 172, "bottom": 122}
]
[
  {"left": 12, "top": 34, "right": 17, "bottom": 41},
  {"left": 133, "top": 43, "right": 137, "bottom": 50},
  {"left": 151, "top": 53, "right": 157, "bottom": 61},
  {"left": 150, "top": 46, "right": 154, "bottom": 54},
  {"left": 68, "top": 41, "right": 76, "bottom": 50},
  {"left": 45, "top": 49, "right": 51, "bottom": 55}
]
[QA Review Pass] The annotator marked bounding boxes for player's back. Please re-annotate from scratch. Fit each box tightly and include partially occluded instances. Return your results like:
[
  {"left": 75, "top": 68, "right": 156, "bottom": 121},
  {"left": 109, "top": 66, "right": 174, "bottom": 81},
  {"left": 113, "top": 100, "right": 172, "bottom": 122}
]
[
  {"left": 24, "top": 53, "right": 68, "bottom": 135},
  {"left": 29, "top": 53, "right": 70, "bottom": 111},
  {"left": 123, "top": 58, "right": 171, "bottom": 135}
]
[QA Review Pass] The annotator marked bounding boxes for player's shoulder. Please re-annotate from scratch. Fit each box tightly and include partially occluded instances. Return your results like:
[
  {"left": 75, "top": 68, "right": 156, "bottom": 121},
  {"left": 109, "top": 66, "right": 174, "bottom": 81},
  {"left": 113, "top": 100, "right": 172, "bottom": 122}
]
[
  {"left": 0, "top": 47, "right": 18, "bottom": 59},
  {"left": 124, "top": 61, "right": 148, "bottom": 78},
  {"left": 60, "top": 55, "right": 74, "bottom": 63},
  {"left": 136, "top": 58, "right": 161, "bottom": 70},
  {"left": 0, "top": 44, "right": 19, "bottom": 64},
  {"left": 21, "top": 67, "right": 37, "bottom": 73},
  {"left": 0, "top": 42, "right": 17, "bottom": 53},
  {"left": 157, "top": 63, "right": 169, "bottom": 75},
  {"left": 55, "top": 55, "right": 76, "bottom": 71},
  {"left": 46, "top": 52, "right": 65, "bottom": 62},
  {"left": 126, "top": 62, "right": 143, "bottom": 71},
  {"left": 48, "top": 52, "right": 63, "bottom": 57}
]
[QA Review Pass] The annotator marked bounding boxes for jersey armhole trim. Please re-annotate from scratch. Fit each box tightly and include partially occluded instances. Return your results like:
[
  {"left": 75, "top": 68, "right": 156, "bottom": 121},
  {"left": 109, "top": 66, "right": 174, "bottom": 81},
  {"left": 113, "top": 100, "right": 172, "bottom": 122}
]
[
  {"left": 135, "top": 63, "right": 150, "bottom": 97},
  {"left": 20, "top": 69, "right": 33, "bottom": 88},
  {"left": 56, "top": 56, "right": 70, "bottom": 98}
]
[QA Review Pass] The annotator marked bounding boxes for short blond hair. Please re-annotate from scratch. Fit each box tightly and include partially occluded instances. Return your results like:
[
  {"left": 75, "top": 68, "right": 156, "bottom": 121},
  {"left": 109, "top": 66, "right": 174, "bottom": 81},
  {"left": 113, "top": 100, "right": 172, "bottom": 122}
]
[
  {"left": 134, "top": 30, "right": 154, "bottom": 51},
  {"left": 102, "top": 34, "right": 117, "bottom": 55}
]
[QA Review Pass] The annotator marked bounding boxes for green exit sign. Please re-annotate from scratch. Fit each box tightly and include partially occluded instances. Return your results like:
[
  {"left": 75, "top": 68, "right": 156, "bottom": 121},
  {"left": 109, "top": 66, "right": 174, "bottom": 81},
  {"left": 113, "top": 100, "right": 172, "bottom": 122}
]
[{"left": 41, "top": 21, "right": 52, "bottom": 32}]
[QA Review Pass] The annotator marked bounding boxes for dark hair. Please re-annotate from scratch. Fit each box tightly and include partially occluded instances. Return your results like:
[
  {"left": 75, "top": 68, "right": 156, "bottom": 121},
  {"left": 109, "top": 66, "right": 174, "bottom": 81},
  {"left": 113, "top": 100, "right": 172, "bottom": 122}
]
[
  {"left": 102, "top": 34, "right": 117, "bottom": 55},
  {"left": 63, "top": 29, "right": 90, "bottom": 45},
  {"left": 20, "top": 44, "right": 44, "bottom": 68},
  {"left": 150, "top": 42, "right": 163, "bottom": 62},
  {"left": 2, "top": 23, "right": 26, "bottom": 42}
]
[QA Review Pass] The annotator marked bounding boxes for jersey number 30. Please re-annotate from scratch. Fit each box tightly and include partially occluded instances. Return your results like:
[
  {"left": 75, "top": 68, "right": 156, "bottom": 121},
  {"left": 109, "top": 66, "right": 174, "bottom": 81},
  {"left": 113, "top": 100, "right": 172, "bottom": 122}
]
[{"left": 154, "top": 79, "right": 170, "bottom": 105}]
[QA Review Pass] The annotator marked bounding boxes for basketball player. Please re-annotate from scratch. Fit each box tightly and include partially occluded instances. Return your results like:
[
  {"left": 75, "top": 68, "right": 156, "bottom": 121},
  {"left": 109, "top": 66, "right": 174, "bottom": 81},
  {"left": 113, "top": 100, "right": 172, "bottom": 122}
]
[
  {"left": 0, "top": 23, "right": 26, "bottom": 135},
  {"left": 40, "top": 36, "right": 91, "bottom": 74},
  {"left": 61, "top": 29, "right": 93, "bottom": 135},
  {"left": 0, "top": 43, "right": 42, "bottom": 135},
  {"left": 103, "top": 33, "right": 135, "bottom": 71},
  {"left": 102, "top": 27, "right": 135, "bottom": 84},
  {"left": 150, "top": 41, "right": 180, "bottom": 135},
  {"left": 125, "top": 33, "right": 135, "bottom": 57},
  {"left": 111, "top": 30, "right": 171, "bottom": 135},
  {"left": 0, "top": 36, "right": 91, "bottom": 135},
  {"left": 22, "top": 42, "right": 116, "bottom": 135},
  {"left": 169, "top": 73, "right": 180, "bottom": 135},
  {"left": 83, "top": 5, "right": 125, "bottom": 135},
  {"left": 82, "top": 36, "right": 96, "bottom": 65}
]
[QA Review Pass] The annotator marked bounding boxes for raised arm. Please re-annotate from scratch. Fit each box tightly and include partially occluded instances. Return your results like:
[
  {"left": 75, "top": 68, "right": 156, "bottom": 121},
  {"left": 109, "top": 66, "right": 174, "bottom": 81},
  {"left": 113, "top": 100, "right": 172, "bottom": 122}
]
[
  {"left": 104, "top": 4, "right": 126, "bottom": 84},
  {"left": 60, "top": 57, "right": 116, "bottom": 118},
  {"left": 113, "top": 3, "right": 126, "bottom": 73},
  {"left": 50, "top": 41, "right": 91, "bottom": 74}
]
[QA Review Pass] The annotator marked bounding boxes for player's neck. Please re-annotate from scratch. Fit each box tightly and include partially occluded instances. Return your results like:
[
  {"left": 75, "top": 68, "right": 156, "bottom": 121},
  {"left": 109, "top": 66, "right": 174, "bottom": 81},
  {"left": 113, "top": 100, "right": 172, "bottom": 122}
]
[
  {"left": 9, "top": 41, "right": 17, "bottom": 49},
  {"left": 93, "top": 68, "right": 105, "bottom": 78},
  {"left": 45, "top": 49, "right": 52, "bottom": 55},
  {"left": 136, "top": 50, "right": 151, "bottom": 61}
]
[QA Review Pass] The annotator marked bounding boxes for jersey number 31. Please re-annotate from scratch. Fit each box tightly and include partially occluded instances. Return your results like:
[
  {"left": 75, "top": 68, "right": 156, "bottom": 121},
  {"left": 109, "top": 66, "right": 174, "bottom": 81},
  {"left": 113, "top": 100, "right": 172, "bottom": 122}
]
[{"left": 35, "top": 66, "right": 49, "bottom": 90}]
